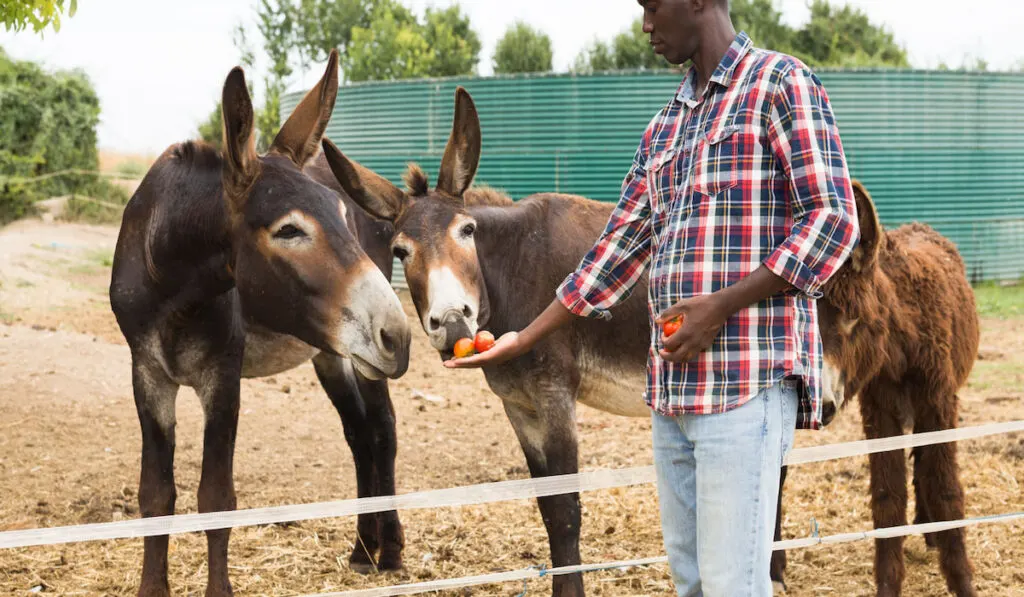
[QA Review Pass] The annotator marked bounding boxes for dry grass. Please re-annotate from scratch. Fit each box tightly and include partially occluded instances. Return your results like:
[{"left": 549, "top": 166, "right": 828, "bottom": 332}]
[{"left": 0, "top": 220, "right": 1021, "bottom": 596}]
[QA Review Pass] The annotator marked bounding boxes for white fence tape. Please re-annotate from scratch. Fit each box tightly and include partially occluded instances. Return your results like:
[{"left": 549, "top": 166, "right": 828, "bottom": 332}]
[
  {"left": 0, "top": 419, "right": 1021, "bottom": 551},
  {"left": 303, "top": 512, "right": 1024, "bottom": 597}
]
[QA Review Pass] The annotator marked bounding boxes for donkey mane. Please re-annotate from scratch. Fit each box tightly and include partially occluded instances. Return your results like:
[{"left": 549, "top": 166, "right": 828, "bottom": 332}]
[
  {"left": 402, "top": 163, "right": 514, "bottom": 207},
  {"left": 169, "top": 139, "right": 223, "bottom": 170}
]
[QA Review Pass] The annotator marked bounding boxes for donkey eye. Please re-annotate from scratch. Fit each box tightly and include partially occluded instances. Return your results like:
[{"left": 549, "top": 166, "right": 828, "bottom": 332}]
[
  {"left": 461, "top": 223, "right": 476, "bottom": 237},
  {"left": 273, "top": 224, "right": 307, "bottom": 240},
  {"left": 392, "top": 246, "right": 409, "bottom": 261}
]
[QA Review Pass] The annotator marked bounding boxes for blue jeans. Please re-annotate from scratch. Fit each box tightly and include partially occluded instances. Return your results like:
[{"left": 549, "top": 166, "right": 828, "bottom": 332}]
[{"left": 651, "top": 379, "right": 799, "bottom": 597}]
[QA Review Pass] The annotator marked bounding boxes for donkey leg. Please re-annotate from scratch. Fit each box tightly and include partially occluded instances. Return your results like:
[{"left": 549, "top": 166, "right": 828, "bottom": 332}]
[
  {"left": 196, "top": 365, "right": 242, "bottom": 597},
  {"left": 132, "top": 361, "right": 179, "bottom": 597},
  {"left": 910, "top": 447, "right": 937, "bottom": 549},
  {"left": 503, "top": 399, "right": 584, "bottom": 597},
  {"left": 770, "top": 465, "right": 789, "bottom": 594},
  {"left": 913, "top": 398, "right": 976, "bottom": 597},
  {"left": 313, "top": 354, "right": 404, "bottom": 573},
  {"left": 352, "top": 372, "right": 404, "bottom": 571},
  {"left": 860, "top": 385, "right": 908, "bottom": 597}
]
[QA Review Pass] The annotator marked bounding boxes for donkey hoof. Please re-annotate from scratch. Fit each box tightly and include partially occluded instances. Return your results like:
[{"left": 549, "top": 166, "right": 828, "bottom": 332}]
[
  {"left": 349, "top": 561, "right": 377, "bottom": 575},
  {"left": 349, "top": 548, "right": 378, "bottom": 575},
  {"left": 772, "top": 580, "right": 788, "bottom": 595},
  {"left": 137, "top": 583, "right": 171, "bottom": 597},
  {"left": 377, "top": 549, "right": 404, "bottom": 573}
]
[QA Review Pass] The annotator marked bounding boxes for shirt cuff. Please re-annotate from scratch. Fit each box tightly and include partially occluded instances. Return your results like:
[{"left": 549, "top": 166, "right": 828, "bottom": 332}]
[
  {"left": 556, "top": 273, "right": 613, "bottom": 321},
  {"left": 763, "top": 245, "right": 825, "bottom": 299}
]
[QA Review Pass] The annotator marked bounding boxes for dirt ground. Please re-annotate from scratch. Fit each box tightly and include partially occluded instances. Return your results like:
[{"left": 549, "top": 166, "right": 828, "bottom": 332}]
[{"left": 0, "top": 219, "right": 1021, "bottom": 597}]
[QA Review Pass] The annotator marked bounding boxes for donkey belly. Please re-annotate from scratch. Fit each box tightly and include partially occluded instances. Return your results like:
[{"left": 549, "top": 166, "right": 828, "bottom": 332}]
[
  {"left": 576, "top": 352, "right": 649, "bottom": 418},
  {"left": 241, "top": 325, "right": 320, "bottom": 378}
]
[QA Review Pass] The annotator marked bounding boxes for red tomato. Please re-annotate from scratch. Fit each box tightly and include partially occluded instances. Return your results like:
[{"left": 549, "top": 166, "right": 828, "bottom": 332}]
[
  {"left": 453, "top": 338, "right": 476, "bottom": 359},
  {"left": 662, "top": 316, "right": 683, "bottom": 337},
  {"left": 474, "top": 330, "right": 496, "bottom": 353}
]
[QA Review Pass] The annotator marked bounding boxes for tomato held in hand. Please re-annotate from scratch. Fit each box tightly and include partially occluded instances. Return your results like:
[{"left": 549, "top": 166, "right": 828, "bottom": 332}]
[
  {"left": 474, "top": 330, "right": 496, "bottom": 353},
  {"left": 662, "top": 316, "right": 683, "bottom": 337},
  {"left": 453, "top": 337, "right": 476, "bottom": 359}
]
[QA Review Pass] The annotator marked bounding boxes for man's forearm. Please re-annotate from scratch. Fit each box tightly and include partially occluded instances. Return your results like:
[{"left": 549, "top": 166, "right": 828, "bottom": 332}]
[
  {"left": 519, "top": 299, "right": 576, "bottom": 348},
  {"left": 713, "top": 265, "right": 794, "bottom": 319}
]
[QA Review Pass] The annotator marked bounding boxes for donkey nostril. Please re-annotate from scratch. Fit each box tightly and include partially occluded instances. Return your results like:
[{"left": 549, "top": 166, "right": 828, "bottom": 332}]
[
  {"left": 429, "top": 316, "right": 441, "bottom": 331},
  {"left": 379, "top": 328, "right": 395, "bottom": 355},
  {"left": 462, "top": 305, "right": 472, "bottom": 318}
]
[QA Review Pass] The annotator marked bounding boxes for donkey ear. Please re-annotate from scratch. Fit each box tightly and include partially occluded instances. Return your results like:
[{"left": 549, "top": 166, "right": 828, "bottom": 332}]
[
  {"left": 850, "top": 179, "right": 882, "bottom": 273},
  {"left": 269, "top": 49, "right": 339, "bottom": 167},
  {"left": 221, "top": 66, "right": 259, "bottom": 209},
  {"left": 322, "top": 138, "right": 406, "bottom": 222},
  {"left": 436, "top": 86, "right": 481, "bottom": 198}
]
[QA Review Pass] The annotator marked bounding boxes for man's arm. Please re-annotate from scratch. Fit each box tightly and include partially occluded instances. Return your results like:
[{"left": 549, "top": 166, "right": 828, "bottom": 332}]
[
  {"left": 445, "top": 132, "right": 657, "bottom": 369},
  {"left": 658, "top": 64, "right": 860, "bottom": 363}
]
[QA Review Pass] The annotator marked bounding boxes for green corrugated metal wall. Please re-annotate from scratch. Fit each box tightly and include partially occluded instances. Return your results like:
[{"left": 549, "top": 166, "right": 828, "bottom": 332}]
[{"left": 283, "top": 69, "right": 1024, "bottom": 287}]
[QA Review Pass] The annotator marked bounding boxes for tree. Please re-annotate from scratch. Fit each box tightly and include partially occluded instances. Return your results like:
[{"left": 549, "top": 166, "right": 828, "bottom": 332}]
[
  {"left": 196, "top": 102, "right": 223, "bottom": 150},
  {"left": 293, "top": 0, "right": 373, "bottom": 68},
  {"left": 730, "top": 0, "right": 793, "bottom": 54},
  {"left": 1, "top": 46, "right": 126, "bottom": 223},
  {"left": 493, "top": 21, "right": 553, "bottom": 74},
  {"left": 572, "top": 39, "right": 614, "bottom": 74},
  {"left": 343, "top": 2, "right": 479, "bottom": 81},
  {"left": 252, "top": 0, "right": 295, "bottom": 150},
  {"left": 1, "top": 0, "right": 75, "bottom": 34},
  {"left": 574, "top": 0, "right": 909, "bottom": 71},
  {"left": 344, "top": 4, "right": 434, "bottom": 82},
  {"left": 610, "top": 18, "right": 670, "bottom": 70},
  {"left": 790, "top": 0, "right": 909, "bottom": 67},
  {"left": 422, "top": 4, "right": 481, "bottom": 77}
]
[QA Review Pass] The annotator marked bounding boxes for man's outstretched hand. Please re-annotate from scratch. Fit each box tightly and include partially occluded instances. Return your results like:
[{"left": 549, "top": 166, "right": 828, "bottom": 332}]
[{"left": 443, "top": 331, "right": 525, "bottom": 368}]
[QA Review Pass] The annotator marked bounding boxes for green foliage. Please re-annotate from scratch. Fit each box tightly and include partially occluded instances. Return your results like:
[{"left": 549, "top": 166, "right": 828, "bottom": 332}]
[
  {"left": 730, "top": 0, "right": 794, "bottom": 54},
  {"left": 196, "top": 102, "right": 223, "bottom": 151},
  {"left": 61, "top": 179, "right": 131, "bottom": 224},
  {"left": 292, "top": 0, "right": 403, "bottom": 69},
  {"left": 422, "top": 5, "right": 481, "bottom": 77},
  {"left": 790, "top": 0, "right": 909, "bottom": 68},
  {"left": 0, "top": 46, "right": 123, "bottom": 224},
  {"left": 575, "top": 18, "right": 670, "bottom": 73},
  {"left": 253, "top": 0, "right": 294, "bottom": 150},
  {"left": 973, "top": 280, "right": 1024, "bottom": 319},
  {"left": 493, "top": 21, "right": 553, "bottom": 75},
  {"left": 344, "top": 2, "right": 480, "bottom": 81},
  {"left": 575, "top": 1, "right": 909, "bottom": 73},
  {"left": 345, "top": 3, "right": 434, "bottom": 82},
  {"left": 1, "top": 0, "right": 76, "bottom": 34},
  {"left": 611, "top": 19, "right": 671, "bottom": 71},
  {"left": 0, "top": 151, "right": 42, "bottom": 224},
  {"left": 209, "top": 1, "right": 481, "bottom": 146}
]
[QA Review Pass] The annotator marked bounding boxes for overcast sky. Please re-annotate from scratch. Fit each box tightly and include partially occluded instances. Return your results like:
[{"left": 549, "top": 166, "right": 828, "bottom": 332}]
[{"left": 2, "top": 0, "right": 1022, "bottom": 155}]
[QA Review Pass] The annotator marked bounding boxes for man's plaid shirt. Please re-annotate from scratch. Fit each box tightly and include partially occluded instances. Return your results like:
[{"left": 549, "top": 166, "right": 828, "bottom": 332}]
[{"left": 556, "top": 32, "right": 859, "bottom": 430}]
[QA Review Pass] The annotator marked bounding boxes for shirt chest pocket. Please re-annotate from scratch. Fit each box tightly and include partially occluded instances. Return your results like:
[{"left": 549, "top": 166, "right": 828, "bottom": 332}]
[
  {"left": 691, "top": 124, "right": 742, "bottom": 198},
  {"left": 646, "top": 144, "right": 678, "bottom": 222}
]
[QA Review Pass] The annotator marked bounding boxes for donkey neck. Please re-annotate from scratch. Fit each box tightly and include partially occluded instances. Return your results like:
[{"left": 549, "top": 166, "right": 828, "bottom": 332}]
[
  {"left": 141, "top": 150, "right": 237, "bottom": 306},
  {"left": 469, "top": 197, "right": 602, "bottom": 333}
]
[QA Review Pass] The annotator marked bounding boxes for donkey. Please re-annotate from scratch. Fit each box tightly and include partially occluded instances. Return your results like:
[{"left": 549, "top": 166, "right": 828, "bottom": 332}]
[
  {"left": 109, "top": 51, "right": 412, "bottom": 597},
  {"left": 771, "top": 181, "right": 980, "bottom": 597},
  {"left": 321, "top": 87, "right": 853, "bottom": 597}
]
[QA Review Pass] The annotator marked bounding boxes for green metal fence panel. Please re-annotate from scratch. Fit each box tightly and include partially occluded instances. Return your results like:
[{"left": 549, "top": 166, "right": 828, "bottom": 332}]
[{"left": 283, "top": 69, "right": 1024, "bottom": 286}]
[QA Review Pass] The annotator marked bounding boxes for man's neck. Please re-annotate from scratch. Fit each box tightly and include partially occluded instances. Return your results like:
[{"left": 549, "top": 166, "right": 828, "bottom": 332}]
[{"left": 691, "top": 13, "right": 737, "bottom": 92}]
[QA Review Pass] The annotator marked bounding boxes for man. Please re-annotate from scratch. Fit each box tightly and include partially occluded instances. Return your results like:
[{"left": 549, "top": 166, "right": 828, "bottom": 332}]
[{"left": 445, "top": 0, "right": 859, "bottom": 594}]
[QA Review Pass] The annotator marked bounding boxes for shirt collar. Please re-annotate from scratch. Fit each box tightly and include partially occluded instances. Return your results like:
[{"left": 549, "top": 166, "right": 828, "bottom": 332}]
[{"left": 675, "top": 31, "right": 753, "bottom": 106}]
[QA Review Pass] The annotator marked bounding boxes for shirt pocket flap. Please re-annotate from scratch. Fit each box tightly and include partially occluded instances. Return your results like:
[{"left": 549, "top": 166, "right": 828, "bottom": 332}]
[{"left": 707, "top": 124, "right": 741, "bottom": 145}]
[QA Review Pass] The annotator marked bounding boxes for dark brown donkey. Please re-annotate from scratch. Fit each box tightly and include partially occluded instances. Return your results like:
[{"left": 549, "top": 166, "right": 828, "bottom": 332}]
[
  {"left": 771, "top": 181, "right": 980, "bottom": 597},
  {"left": 321, "top": 87, "right": 850, "bottom": 597},
  {"left": 109, "top": 52, "right": 412, "bottom": 597}
]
